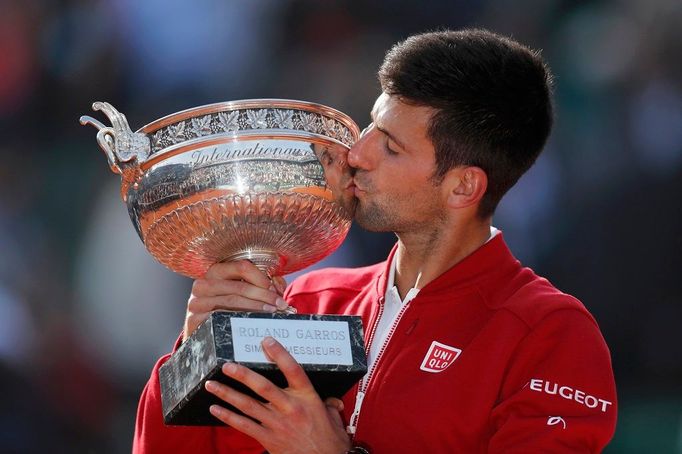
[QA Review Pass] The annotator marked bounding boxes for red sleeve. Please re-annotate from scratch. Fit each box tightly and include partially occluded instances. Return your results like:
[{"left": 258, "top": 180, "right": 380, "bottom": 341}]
[
  {"left": 132, "top": 342, "right": 264, "bottom": 454},
  {"left": 488, "top": 309, "right": 617, "bottom": 453}
]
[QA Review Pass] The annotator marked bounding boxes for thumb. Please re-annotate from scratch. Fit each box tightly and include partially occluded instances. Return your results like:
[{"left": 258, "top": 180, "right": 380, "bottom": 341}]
[
  {"left": 324, "top": 397, "right": 344, "bottom": 412},
  {"left": 271, "top": 276, "right": 287, "bottom": 295},
  {"left": 324, "top": 397, "right": 345, "bottom": 427}
]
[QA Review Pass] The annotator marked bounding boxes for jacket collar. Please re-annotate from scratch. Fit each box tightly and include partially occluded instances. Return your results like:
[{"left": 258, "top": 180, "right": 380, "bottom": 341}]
[{"left": 373, "top": 233, "right": 519, "bottom": 299}]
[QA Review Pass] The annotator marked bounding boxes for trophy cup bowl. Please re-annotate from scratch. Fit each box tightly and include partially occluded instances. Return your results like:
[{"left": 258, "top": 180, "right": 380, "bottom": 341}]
[
  {"left": 81, "top": 99, "right": 367, "bottom": 425},
  {"left": 80, "top": 99, "right": 360, "bottom": 279}
]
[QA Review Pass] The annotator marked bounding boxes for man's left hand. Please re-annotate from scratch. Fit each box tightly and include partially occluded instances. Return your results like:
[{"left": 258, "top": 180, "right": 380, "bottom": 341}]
[{"left": 205, "top": 336, "right": 352, "bottom": 454}]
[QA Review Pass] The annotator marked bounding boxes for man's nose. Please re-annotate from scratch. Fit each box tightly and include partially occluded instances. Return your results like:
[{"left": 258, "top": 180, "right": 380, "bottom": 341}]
[
  {"left": 347, "top": 142, "right": 362, "bottom": 169},
  {"left": 348, "top": 126, "right": 374, "bottom": 170}
]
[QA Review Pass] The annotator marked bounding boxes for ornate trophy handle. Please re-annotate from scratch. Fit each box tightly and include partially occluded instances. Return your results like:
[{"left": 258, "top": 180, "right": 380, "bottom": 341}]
[
  {"left": 80, "top": 101, "right": 151, "bottom": 171},
  {"left": 79, "top": 114, "right": 122, "bottom": 174},
  {"left": 80, "top": 102, "right": 151, "bottom": 199}
]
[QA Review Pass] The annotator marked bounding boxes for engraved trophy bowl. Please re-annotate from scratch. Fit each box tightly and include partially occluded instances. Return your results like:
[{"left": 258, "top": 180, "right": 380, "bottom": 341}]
[
  {"left": 80, "top": 100, "right": 359, "bottom": 282},
  {"left": 80, "top": 100, "right": 367, "bottom": 426}
]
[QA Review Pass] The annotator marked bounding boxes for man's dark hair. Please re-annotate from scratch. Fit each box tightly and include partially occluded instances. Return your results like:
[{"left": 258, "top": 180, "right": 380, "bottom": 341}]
[{"left": 378, "top": 29, "right": 554, "bottom": 218}]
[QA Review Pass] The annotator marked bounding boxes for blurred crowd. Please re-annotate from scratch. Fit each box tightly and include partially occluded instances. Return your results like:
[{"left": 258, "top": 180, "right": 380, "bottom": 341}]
[{"left": 0, "top": 0, "right": 680, "bottom": 452}]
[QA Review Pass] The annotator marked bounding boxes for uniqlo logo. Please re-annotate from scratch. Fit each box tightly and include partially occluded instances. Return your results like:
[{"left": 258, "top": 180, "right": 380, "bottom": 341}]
[{"left": 419, "top": 341, "right": 462, "bottom": 373}]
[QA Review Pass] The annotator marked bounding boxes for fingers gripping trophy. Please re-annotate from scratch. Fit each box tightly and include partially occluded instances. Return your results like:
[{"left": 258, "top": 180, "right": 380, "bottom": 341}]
[{"left": 81, "top": 100, "right": 367, "bottom": 425}]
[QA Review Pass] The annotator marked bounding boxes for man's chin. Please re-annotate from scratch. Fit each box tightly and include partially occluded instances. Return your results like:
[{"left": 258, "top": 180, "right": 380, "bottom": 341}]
[
  {"left": 339, "top": 198, "right": 358, "bottom": 219},
  {"left": 353, "top": 208, "right": 393, "bottom": 232}
]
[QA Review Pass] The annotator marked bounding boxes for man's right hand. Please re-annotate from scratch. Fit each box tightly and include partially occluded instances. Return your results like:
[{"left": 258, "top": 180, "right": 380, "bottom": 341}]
[{"left": 183, "top": 260, "right": 289, "bottom": 341}]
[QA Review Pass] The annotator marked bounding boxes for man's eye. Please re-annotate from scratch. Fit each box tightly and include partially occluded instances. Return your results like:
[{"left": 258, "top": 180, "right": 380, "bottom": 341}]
[{"left": 385, "top": 139, "right": 398, "bottom": 155}]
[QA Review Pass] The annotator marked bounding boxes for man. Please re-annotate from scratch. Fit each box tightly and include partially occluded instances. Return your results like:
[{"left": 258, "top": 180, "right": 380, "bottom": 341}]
[{"left": 134, "top": 29, "right": 617, "bottom": 453}]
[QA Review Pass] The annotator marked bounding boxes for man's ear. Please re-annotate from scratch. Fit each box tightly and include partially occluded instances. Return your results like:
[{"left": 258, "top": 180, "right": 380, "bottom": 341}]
[{"left": 444, "top": 166, "right": 488, "bottom": 209}]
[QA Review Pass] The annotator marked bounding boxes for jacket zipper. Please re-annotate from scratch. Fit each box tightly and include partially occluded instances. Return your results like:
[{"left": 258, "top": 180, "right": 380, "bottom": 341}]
[{"left": 347, "top": 296, "right": 412, "bottom": 436}]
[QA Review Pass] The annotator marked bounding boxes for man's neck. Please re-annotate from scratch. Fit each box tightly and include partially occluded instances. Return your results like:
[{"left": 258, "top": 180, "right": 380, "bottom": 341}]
[{"left": 393, "top": 218, "right": 492, "bottom": 299}]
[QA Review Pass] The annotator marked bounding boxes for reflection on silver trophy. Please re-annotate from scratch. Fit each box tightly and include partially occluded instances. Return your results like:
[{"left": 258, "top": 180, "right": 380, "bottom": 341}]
[{"left": 80, "top": 100, "right": 367, "bottom": 425}]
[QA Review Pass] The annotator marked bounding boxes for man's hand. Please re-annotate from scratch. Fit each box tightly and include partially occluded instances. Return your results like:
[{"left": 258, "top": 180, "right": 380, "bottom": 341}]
[
  {"left": 184, "top": 261, "right": 288, "bottom": 341},
  {"left": 205, "top": 337, "right": 352, "bottom": 454}
]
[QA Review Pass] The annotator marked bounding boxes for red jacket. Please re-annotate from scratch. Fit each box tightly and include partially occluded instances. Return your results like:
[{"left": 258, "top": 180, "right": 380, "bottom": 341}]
[{"left": 133, "top": 234, "right": 617, "bottom": 453}]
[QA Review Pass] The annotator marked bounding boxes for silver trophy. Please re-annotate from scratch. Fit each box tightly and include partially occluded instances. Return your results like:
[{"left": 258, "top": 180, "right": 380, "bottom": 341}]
[{"left": 81, "top": 100, "right": 367, "bottom": 425}]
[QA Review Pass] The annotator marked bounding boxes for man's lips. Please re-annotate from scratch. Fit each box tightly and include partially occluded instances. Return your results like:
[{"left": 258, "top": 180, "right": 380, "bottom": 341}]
[
  {"left": 344, "top": 180, "right": 358, "bottom": 192},
  {"left": 347, "top": 180, "right": 365, "bottom": 196}
]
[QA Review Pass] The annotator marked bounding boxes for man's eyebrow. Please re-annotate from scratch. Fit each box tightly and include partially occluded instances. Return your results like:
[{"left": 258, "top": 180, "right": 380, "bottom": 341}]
[{"left": 369, "top": 107, "right": 407, "bottom": 151}]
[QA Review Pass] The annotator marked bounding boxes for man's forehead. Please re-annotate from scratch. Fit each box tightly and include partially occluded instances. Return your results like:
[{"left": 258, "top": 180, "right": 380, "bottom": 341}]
[
  {"left": 370, "top": 93, "right": 412, "bottom": 124},
  {"left": 370, "top": 93, "right": 434, "bottom": 125},
  {"left": 370, "top": 93, "right": 391, "bottom": 119}
]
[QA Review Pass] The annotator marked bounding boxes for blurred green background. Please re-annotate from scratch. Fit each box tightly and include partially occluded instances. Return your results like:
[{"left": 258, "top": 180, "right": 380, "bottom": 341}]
[{"left": 0, "top": 0, "right": 680, "bottom": 452}]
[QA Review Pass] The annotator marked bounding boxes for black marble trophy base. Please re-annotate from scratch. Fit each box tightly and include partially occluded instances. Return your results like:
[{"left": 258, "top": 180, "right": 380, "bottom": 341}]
[{"left": 159, "top": 311, "right": 367, "bottom": 426}]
